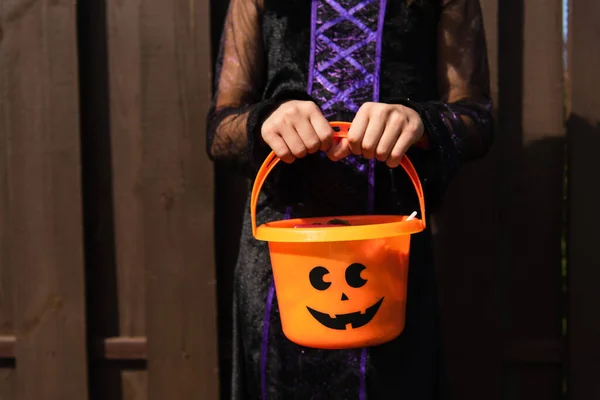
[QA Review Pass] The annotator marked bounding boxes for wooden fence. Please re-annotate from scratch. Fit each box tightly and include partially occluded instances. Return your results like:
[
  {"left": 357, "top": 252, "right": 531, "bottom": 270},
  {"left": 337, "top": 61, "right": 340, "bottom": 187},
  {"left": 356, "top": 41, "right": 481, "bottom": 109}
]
[
  {"left": 1, "top": 0, "right": 218, "bottom": 398},
  {"left": 0, "top": 0, "right": 598, "bottom": 399}
]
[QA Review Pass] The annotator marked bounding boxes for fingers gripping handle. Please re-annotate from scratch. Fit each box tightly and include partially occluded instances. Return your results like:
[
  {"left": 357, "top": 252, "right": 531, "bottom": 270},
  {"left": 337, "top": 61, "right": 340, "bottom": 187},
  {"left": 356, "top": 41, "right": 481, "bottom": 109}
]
[{"left": 251, "top": 121, "right": 426, "bottom": 237}]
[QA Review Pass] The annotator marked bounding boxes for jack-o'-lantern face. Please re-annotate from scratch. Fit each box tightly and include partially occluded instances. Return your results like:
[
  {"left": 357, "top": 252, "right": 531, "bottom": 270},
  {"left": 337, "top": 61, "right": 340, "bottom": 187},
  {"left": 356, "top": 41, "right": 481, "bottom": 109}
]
[
  {"left": 269, "top": 237, "right": 410, "bottom": 348},
  {"left": 306, "top": 263, "right": 384, "bottom": 330}
]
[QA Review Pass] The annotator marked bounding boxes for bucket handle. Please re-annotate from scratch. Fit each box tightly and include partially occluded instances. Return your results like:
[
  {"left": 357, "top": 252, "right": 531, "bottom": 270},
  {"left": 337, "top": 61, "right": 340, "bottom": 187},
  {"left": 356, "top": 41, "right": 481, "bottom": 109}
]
[{"left": 251, "top": 121, "right": 426, "bottom": 237}]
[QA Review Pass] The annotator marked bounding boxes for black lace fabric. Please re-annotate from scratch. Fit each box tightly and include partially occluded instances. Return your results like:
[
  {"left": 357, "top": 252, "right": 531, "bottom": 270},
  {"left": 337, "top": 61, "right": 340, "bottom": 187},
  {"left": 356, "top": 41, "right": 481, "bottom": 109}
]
[
  {"left": 207, "top": 0, "right": 493, "bottom": 187},
  {"left": 206, "top": 0, "right": 265, "bottom": 175},
  {"left": 207, "top": 1, "right": 493, "bottom": 398},
  {"left": 390, "top": 0, "right": 493, "bottom": 203}
]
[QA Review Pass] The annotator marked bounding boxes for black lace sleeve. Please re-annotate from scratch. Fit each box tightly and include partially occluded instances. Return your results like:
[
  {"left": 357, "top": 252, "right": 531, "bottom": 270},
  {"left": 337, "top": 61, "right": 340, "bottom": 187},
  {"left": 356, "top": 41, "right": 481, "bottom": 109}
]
[
  {"left": 397, "top": 0, "right": 493, "bottom": 196},
  {"left": 206, "top": 0, "right": 290, "bottom": 177}
]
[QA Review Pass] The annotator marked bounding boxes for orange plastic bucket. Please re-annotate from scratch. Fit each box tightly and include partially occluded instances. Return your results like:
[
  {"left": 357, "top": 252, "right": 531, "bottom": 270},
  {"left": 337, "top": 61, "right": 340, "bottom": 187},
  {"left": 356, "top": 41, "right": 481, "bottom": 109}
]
[{"left": 251, "top": 122, "right": 426, "bottom": 349}]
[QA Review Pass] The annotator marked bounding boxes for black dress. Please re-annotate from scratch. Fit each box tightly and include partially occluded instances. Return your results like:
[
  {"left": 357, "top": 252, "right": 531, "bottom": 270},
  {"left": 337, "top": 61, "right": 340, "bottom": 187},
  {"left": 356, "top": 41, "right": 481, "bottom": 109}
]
[{"left": 207, "top": 0, "right": 493, "bottom": 398}]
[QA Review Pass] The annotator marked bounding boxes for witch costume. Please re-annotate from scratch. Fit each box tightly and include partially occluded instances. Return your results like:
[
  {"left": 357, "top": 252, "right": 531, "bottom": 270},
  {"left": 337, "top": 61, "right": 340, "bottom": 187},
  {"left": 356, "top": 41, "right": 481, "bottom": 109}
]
[{"left": 206, "top": 0, "right": 493, "bottom": 398}]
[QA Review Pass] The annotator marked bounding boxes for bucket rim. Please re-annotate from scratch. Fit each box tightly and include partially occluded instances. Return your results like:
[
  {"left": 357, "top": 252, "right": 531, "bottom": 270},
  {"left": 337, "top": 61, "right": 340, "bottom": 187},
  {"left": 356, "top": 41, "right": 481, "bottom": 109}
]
[{"left": 255, "top": 214, "right": 424, "bottom": 243}]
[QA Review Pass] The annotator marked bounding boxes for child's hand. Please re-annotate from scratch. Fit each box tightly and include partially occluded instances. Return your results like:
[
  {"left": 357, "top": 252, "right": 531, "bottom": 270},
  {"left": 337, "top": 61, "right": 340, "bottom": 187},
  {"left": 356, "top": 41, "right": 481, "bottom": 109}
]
[
  {"left": 261, "top": 100, "right": 334, "bottom": 164},
  {"left": 326, "top": 102, "right": 424, "bottom": 168}
]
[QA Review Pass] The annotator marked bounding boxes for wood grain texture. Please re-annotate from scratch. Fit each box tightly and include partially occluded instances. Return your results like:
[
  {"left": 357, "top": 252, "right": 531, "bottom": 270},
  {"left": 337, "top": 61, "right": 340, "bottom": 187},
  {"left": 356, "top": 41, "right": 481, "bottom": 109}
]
[
  {"left": 435, "top": 0, "right": 565, "bottom": 398},
  {"left": 139, "top": 0, "right": 219, "bottom": 398},
  {"left": 79, "top": 0, "right": 149, "bottom": 397},
  {"left": 0, "top": 0, "right": 88, "bottom": 399},
  {"left": 0, "top": 2, "right": 15, "bottom": 396},
  {"left": 501, "top": 1, "right": 565, "bottom": 397},
  {"left": 107, "top": 0, "right": 146, "bottom": 339}
]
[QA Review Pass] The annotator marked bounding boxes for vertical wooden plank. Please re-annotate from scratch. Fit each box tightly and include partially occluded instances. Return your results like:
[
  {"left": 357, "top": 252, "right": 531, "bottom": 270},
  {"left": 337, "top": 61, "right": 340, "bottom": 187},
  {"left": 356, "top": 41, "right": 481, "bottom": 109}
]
[
  {"left": 0, "top": 0, "right": 89, "bottom": 399},
  {"left": 437, "top": 0, "right": 565, "bottom": 397},
  {"left": 433, "top": 0, "right": 503, "bottom": 398},
  {"left": 105, "top": 0, "right": 149, "bottom": 396},
  {"left": 78, "top": 0, "right": 149, "bottom": 397},
  {"left": 512, "top": 0, "right": 564, "bottom": 352},
  {"left": 106, "top": 0, "right": 146, "bottom": 341},
  {"left": 501, "top": 0, "right": 564, "bottom": 397},
  {"left": 140, "top": 0, "right": 219, "bottom": 398},
  {"left": 0, "top": 3, "right": 15, "bottom": 397},
  {"left": 568, "top": 0, "right": 600, "bottom": 397},
  {"left": 0, "top": 0, "right": 14, "bottom": 345}
]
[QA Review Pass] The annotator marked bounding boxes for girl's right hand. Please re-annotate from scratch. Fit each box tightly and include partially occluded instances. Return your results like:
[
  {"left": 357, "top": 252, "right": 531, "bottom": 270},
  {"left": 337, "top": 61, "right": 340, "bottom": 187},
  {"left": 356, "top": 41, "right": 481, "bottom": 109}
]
[{"left": 260, "top": 100, "right": 334, "bottom": 164}]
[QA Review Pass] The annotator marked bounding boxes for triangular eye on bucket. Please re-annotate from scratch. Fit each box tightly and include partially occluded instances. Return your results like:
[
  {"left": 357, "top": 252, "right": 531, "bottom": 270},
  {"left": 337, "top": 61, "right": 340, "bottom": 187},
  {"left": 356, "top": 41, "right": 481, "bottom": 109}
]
[{"left": 250, "top": 121, "right": 426, "bottom": 350}]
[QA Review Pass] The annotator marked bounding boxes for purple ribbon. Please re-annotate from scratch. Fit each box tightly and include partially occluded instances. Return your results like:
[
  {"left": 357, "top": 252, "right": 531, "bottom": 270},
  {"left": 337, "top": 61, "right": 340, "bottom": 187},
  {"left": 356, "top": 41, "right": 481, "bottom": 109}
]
[{"left": 260, "top": 207, "right": 292, "bottom": 399}]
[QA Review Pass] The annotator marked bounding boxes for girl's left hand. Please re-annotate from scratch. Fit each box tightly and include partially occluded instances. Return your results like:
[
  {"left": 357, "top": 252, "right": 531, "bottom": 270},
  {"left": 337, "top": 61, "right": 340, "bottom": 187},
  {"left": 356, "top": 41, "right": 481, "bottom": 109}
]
[{"left": 326, "top": 102, "right": 425, "bottom": 168}]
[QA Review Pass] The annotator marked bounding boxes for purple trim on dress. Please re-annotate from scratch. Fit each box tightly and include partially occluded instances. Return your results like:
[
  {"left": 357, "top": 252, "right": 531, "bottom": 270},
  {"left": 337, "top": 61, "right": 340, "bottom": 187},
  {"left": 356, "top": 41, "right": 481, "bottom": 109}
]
[
  {"left": 321, "top": 76, "right": 374, "bottom": 112},
  {"left": 373, "top": 0, "right": 387, "bottom": 103},
  {"left": 318, "top": 35, "right": 372, "bottom": 77},
  {"left": 260, "top": 206, "right": 293, "bottom": 399},
  {"left": 307, "top": 0, "right": 319, "bottom": 94},
  {"left": 359, "top": 347, "right": 368, "bottom": 400},
  {"left": 306, "top": 0, "right": 389, "bottom": 396},
  {"left": 367, "top": 159, "right": 376, "bottom": 214},
  {"left": 316, "top": 33, "right": 377, "bottom": 74},
  {"left": 367, "top": 0, "right": 387, "bottom": 215},
  {"left": 322, "top": 0, "right": 374, "bottom": 34},
  {"left": 314, "top": 72, "right": 341, "bottom": 96},
  {"left": 316, "top": 0, "right": 376, "bottom": 35},
  {"left": 260, "top": 281, "right": 275, "bottom": 400}
]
